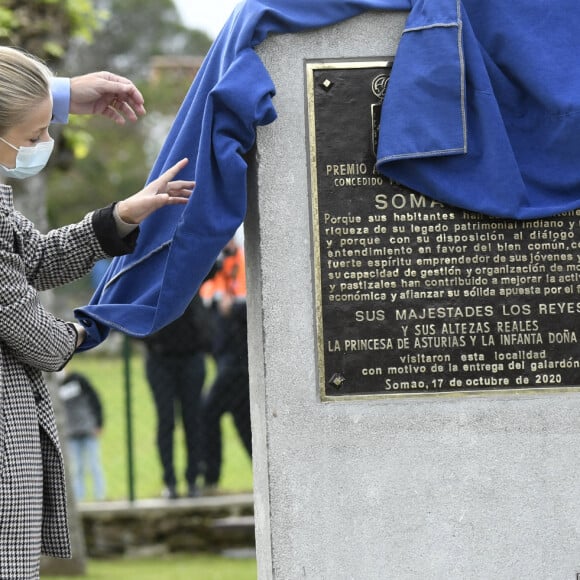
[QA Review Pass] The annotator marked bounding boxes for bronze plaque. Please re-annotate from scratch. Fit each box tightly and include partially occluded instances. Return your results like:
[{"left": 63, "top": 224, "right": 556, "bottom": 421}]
[{"left": 306, "top": 59, "right": 580, "bottom": 400}]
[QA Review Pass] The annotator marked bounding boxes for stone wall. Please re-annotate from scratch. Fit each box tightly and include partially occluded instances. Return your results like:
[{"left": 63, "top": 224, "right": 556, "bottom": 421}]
[{"left": 78, "top": 493, "right": 254, "bottom": 558}]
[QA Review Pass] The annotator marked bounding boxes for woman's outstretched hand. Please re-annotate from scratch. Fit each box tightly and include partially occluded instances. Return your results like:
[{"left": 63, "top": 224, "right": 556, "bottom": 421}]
[{"left": 115, "top": 158, "right": 194, "bottom": 224}]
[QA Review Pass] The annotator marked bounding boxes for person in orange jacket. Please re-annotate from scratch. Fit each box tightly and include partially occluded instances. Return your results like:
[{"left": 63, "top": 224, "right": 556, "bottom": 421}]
[{"left": 199, "top": 237, "right": 247, "bottom": 303}]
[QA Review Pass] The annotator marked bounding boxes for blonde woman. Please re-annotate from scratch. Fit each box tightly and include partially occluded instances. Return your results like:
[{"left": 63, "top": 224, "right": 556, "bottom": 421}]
[{"left": 0, "top": 46, "right": 194, "bottom": 577}]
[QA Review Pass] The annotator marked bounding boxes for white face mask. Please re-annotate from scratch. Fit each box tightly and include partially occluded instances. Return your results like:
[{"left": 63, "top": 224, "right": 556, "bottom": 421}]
[{"left": 0, "top": 136, "right": 54, "bottom": 179}]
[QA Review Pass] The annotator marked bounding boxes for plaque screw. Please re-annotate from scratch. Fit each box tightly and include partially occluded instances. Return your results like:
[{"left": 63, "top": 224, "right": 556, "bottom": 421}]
[
  {"left": 320, "top": 78, "right": 334, "bottom": 92},
  {"left": 328, "top": 373, "right": 346, "bottom": 390}
]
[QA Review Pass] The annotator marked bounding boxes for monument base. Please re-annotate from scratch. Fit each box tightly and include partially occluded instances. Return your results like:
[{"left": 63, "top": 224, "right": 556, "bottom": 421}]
[{"left": 246, "top": 10, "right": 580, "bottom": 579}]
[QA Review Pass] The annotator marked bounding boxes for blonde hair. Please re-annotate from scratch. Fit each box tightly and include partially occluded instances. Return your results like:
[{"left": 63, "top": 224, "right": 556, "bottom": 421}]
[{"left": 0, "top": 46, "right": 52, "bottom": 136}]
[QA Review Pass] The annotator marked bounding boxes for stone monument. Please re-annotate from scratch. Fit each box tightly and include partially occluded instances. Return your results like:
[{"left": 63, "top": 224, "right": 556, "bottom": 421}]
[{"left": 246, "top": 10, "right": 580, "bottom": 579}]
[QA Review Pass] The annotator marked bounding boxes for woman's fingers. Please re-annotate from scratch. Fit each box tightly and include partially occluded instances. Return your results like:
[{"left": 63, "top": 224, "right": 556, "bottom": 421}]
[
  {"left": 160, "top": 158, "right": 189, "bottom": 182},
  {"left": 152, "top": 159, "right": 194, "bottom": 195},
  {"left": 168, "top": 180, "right": 196, "bottom": 190}
]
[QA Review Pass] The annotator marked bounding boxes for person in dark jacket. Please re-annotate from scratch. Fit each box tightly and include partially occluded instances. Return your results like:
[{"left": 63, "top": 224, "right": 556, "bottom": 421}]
[
  {"left": 143, "top": 293, "right": 213, "bottom": 499},
  {"left": 199, "top": 239, "right": 252, "bottom": 491},
  {"left": 58, "top": 371, "right": 105, "bottom": 501}
]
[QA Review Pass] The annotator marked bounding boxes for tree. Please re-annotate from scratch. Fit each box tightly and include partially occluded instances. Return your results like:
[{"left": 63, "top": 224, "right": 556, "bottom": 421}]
[
  {"left": 0, "top": 0, "right": 99, "bottom": 65},
  {"left": 46, "top": 0, "right": 210, "bottom": 230},
  {"left": 65, "top": 0, "right": 212, "bottom": 79},
  {"left": 0, "top": 0, "right": 103, "bottom": 227},
  {"left": 46, "top": 0, "right": 212, "bottom": 228}
]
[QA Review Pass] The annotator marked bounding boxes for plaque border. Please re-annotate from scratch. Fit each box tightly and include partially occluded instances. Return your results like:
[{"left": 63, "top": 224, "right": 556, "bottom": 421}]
[{"left": 305, "top": 59, "right": 580, "bottom": 402}]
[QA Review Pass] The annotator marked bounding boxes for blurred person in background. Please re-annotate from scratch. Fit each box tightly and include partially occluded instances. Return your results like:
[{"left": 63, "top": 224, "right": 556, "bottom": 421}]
[
  {"left": 199, "top": 237, "right": 252, "bottom": 492},
  {"left": 58, "top": 369, "right": 106, "bottom": 501},
  {"left": 142, "top": 292, "right": 213, "bottom": 499}
]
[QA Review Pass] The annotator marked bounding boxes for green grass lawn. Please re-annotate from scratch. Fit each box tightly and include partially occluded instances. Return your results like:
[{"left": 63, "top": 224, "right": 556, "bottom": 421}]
[
  {"left": 44, "top": 554, "right": 257, "bottom": 579},
  {"left": 63, "top": 338, "right": 253, "bottom": 501}
]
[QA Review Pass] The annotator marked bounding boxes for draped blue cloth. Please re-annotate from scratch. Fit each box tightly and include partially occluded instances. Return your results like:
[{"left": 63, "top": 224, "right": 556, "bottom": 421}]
[{"left": 75, "top": 0, "right": 580, "bottom": 349}]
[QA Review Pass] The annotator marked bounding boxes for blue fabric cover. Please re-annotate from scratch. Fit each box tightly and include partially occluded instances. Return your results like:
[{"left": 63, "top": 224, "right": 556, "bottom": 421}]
[{"left": 75, "top": 0, "right": 580, "bottom": 348}]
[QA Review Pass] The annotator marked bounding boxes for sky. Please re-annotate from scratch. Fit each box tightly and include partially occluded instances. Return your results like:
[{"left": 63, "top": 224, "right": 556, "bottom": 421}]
[{"left": 173, "top": 0, "right": 242, "bottom": 39}]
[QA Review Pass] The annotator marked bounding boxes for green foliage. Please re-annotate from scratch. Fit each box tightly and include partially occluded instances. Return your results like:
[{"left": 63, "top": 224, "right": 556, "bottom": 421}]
[
  {"left": 47, "top": 112, "right": 150, "bottom": 227},
  {"left": 64, "top": 0, "right": 105, "bottom": 43},
  {"left": 64, "top": 0, "right": 212, "bottom": 79},
  {"left": 0, "top": 0, "right": 100, "bottom": 63},
  {"left": 0, "top": 7, "right": 17, "bottom": 39},
  {"left": 43, "top": 0, "right": 212, "bottom": 229},
  {"left": 0, "top": 1, "right": 211, "bottom": 229}
]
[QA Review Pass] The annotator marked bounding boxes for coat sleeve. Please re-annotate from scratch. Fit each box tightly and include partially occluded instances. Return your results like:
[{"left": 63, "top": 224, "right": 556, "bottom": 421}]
[
  {"left": 15, "top": 209, "right": 109, "bottom": 291},
  {"left": 0, "top": 232, "right": 78, "bottom": 371},
  {"left": 0, "top": 204, "right": 123, "bottom": 372}
]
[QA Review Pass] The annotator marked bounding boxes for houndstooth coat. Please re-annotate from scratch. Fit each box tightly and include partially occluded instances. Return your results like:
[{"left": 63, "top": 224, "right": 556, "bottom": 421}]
[{"left": 0, "top": 184, "right": 136, "bottom": 579}]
